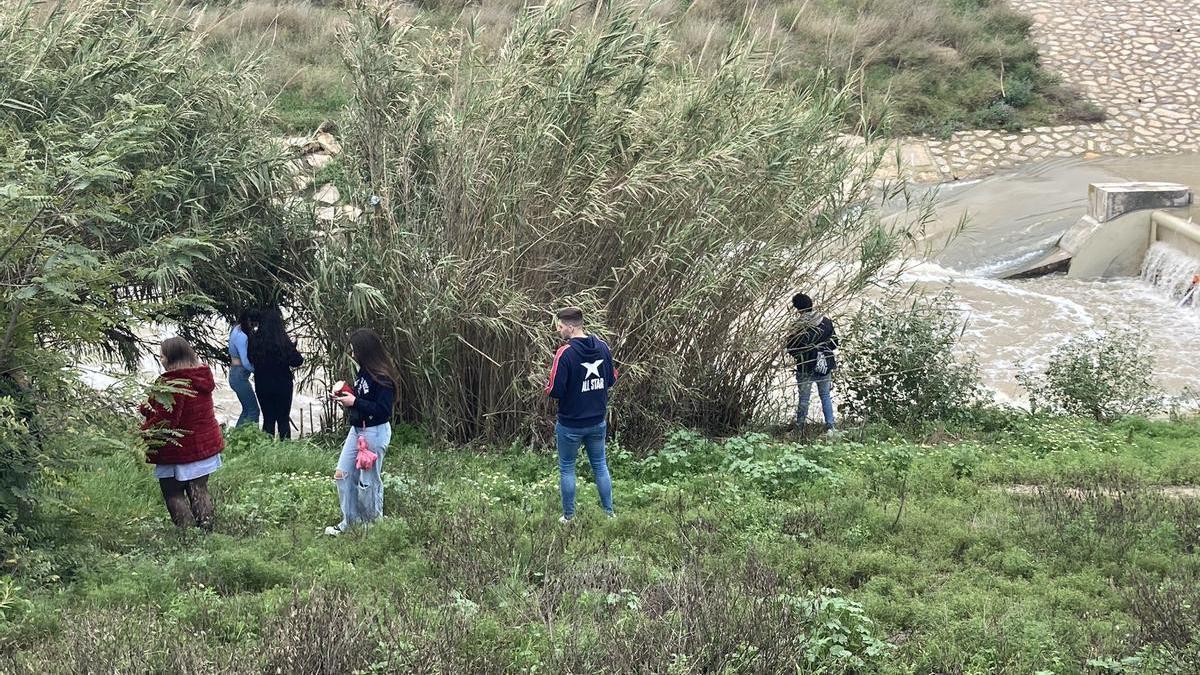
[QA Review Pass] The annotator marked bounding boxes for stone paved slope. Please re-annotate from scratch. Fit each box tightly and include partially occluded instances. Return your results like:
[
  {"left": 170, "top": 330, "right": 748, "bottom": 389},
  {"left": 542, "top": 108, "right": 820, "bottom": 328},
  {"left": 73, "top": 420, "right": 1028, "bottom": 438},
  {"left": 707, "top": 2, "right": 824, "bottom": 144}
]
[{"left": 892, "top": 0, "right": 1199, "bottom": 183}]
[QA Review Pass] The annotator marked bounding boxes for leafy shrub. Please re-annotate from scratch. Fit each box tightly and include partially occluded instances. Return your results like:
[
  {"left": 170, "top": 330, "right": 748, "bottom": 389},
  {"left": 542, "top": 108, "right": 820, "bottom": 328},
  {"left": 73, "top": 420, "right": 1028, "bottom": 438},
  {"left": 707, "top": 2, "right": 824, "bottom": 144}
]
[
  {"left": 1017, "top": 326, "right": 1161, "bottom": 423},
  {"left": 779, "top": 588, "right": 895, "bottom": 668},
  {"left": 1002, "top": 77, "right": 1036, "bottom": 108},
  {"left": 637, "top": 431, "right": 840, "bottom": 496},
  {"left": 977, "top": 101, "right": 1020, "bottom": 131},
  {"left": 0, "top": 391, "right": 38, "bottom": 536},
  {"left": 948, "top": 444, "right": 983, "bottom": 479},
  {"left": 0, "top": 577, "right": 31, "bottom": 627},
  {"left": 637, "top": 430, "right": 723, "bottom": 481},
  {"left": 724, "top": 449, "right": 841, "bottom": 497},
  {"left": 837, "top": 294, "right": 989, "bottom": 428}
]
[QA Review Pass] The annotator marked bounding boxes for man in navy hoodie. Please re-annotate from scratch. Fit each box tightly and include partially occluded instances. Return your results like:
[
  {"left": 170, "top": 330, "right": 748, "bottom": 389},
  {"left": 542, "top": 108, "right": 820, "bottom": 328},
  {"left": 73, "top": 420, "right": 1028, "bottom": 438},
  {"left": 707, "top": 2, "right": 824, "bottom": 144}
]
[{"left": 545, "top": 306, "right": 617, "bottom": 523}]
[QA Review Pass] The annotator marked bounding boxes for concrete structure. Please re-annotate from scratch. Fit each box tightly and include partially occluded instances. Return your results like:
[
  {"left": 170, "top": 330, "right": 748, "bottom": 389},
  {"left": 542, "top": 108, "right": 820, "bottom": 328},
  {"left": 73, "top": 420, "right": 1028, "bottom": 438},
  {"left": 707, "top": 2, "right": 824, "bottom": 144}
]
[
  {"left": 1003, "top": 182, "right": 1194, "bottom": 279},
  {"left": 1088, "top": 182, "right": 1193, "bottom": 222}
]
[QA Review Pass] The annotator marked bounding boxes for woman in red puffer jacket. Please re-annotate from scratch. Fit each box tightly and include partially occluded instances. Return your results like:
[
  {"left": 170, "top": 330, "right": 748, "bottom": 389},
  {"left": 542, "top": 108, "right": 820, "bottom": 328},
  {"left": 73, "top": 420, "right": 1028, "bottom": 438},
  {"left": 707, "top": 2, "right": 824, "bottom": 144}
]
[{"left": 139, "top": 337, "right": 224, "bottom": 530}]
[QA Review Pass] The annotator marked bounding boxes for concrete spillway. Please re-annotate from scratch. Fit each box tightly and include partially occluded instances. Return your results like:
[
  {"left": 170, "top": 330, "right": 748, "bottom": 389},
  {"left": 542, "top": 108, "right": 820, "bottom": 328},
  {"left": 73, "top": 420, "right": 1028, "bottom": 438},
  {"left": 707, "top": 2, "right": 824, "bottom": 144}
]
[
  {"left": 1004, "top": 182, "right": 1195, "bottom": 280},
  {"left": 896, "top": 163, "right": 1200, "bottom": 404}
]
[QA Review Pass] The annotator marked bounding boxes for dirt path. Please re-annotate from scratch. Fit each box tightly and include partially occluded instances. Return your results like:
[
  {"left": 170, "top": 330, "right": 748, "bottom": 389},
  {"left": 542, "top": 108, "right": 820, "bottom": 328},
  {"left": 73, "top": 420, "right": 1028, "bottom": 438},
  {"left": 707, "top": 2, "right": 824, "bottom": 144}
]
[{"left": 1003, "top": 484, "right": 1200, "bottom": 499}]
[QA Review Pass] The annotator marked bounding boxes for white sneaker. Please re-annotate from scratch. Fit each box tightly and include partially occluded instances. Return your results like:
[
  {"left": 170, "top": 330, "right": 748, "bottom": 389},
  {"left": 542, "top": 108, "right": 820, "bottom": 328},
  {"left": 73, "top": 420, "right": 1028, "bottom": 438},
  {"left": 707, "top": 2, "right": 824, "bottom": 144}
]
[
  {"left": 324, "top": 525, "right": 344, "bottom": 537},
  {"left": 558, "top": 515, "right": 573, "bottom": 525}
]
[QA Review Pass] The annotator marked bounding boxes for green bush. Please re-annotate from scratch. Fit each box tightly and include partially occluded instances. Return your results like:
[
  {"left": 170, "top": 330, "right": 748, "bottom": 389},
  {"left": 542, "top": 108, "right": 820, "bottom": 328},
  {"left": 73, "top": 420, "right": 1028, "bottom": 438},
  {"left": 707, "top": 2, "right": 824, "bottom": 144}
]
[
  {"left": 1017, "top": 326, "right": 1162, "bottom": 423},
  {"left": 977, "top": 100, "right": 1021, "bottom": 130},
  {"left": 1, "top": 0, "right": 307, "bottom": 540},
  {"left": 637, "top": 430, "right": 723, "bottom": 481},
  {"left": 837, "top": 293, "right": 989, "bottom": 428}
]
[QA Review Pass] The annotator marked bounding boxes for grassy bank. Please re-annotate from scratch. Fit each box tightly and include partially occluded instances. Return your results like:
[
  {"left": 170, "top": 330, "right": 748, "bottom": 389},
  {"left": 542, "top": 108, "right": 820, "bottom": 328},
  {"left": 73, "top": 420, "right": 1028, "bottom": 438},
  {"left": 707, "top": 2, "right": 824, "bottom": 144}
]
[
  {"left": 3, "top": 416, "right": 1200, "bottom": 672},
  {"left": 192, "top": 0, "right": 1101, "bottom": 136}
]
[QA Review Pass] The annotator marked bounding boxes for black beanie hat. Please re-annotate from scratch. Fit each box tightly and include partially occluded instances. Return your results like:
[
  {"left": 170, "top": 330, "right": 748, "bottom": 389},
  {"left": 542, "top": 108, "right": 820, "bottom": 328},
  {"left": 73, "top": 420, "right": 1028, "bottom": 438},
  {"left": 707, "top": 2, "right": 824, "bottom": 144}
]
[{"left": 792, "top": 293, "right": 813, "bottom": 311}]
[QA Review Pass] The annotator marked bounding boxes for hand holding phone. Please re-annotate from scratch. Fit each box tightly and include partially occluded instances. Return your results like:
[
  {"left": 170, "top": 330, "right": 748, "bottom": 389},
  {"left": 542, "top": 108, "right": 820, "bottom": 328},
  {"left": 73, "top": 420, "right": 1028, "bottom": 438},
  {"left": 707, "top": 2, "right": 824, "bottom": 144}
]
[{"left": 330, "top": 381, "right": 356, "bottom": 407}]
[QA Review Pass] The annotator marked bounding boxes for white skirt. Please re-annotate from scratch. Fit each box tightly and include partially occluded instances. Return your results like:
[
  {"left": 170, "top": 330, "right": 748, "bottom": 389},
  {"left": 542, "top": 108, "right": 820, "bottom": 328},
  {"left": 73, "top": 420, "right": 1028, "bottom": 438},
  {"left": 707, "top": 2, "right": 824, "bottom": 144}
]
[{"left": 153, "top": 453, "right": 222, "bottom": 481}]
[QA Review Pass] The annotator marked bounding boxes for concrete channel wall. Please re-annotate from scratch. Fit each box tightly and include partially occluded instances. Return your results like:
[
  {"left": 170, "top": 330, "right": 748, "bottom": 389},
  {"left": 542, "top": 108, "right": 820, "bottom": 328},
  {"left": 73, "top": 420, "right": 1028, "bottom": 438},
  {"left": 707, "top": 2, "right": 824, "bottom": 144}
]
[{"left": 1004, "top": 182, "right": 1194, "bottom": 280}]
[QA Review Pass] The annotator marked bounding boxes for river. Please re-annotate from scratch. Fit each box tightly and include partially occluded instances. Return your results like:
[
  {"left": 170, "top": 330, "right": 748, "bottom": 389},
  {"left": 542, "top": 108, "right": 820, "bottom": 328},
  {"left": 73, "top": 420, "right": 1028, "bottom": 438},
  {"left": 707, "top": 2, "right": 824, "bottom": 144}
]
[{"left": 904, "top": 152, "right": 1200, "bottom": 404}]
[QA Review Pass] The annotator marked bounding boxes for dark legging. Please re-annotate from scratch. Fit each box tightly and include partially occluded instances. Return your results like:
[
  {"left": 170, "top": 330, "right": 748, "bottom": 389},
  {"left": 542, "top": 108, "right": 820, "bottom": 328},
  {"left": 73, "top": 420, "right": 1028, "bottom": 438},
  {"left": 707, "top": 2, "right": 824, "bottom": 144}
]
[
  {"left": 256, "top": 380, "right": 294, "bottom": 439},
  {"left": 159, "top": 475, "right": 214, "bottom": 530}
]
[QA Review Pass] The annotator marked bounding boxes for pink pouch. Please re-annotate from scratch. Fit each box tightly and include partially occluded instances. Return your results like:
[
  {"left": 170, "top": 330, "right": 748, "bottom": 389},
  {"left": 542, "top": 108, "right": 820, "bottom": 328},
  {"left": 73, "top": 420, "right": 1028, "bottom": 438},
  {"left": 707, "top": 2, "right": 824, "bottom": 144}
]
[{"left": 355, "top": 429, "right": 377, "bottom": 470}]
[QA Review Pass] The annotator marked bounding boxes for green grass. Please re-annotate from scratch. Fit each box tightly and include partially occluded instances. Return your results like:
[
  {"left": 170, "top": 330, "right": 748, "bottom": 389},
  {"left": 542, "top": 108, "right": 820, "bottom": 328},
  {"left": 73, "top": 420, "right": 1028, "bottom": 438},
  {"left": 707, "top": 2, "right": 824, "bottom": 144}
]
[
  {"left": 4, "top": 416, "right": 1200, "bottom": 671},
  {"left": 191, "top": 0, "right": 1102, "bottom": 138}
]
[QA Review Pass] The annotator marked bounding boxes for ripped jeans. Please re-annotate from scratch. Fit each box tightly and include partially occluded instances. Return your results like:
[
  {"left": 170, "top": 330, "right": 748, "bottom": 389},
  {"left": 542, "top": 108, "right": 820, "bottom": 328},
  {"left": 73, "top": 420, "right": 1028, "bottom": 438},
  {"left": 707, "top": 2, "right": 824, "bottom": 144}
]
[{"left": 334, "top": 423, "right": 392, "bottom": 529}]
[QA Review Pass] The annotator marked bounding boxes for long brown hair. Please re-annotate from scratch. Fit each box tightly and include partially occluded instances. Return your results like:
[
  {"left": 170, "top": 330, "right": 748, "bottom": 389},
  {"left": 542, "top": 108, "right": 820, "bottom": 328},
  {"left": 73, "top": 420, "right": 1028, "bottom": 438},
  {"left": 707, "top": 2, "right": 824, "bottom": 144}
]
[
  {"left": 349, "top": 328, "right": 399, "bottom": 388},
  {"left": 161, "top": 337, "right": 200, "bottom": 371}
]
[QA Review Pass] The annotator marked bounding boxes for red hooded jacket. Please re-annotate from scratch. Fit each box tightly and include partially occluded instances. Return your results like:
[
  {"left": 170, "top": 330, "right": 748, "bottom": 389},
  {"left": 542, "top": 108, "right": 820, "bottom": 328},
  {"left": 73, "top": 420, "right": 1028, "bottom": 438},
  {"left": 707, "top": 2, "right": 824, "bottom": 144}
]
[{"left": 139, "top": 365, "right": 225, "bottom": 465}]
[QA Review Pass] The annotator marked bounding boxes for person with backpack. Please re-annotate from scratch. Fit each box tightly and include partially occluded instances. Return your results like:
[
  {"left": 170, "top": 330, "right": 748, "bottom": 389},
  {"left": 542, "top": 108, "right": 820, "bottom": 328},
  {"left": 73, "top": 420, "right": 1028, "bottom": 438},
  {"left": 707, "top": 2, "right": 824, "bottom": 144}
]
[
  {"left": 247, "top": 309, "right": 303, "bottom": 439},
  {"left": 325, "top": 328, "right": 399, "bottom": 536},
  {"left": 545, "top": 306, "right": 618, "bottom": 523},
  {"left": 139, "top": 337, "right": 224, "bottom": 530},
  {"left": 227, "top": 308, "right": 261, "bottom": 427},
  {"left": 785, "top": 293, "right": 839, "bottom": 434}
]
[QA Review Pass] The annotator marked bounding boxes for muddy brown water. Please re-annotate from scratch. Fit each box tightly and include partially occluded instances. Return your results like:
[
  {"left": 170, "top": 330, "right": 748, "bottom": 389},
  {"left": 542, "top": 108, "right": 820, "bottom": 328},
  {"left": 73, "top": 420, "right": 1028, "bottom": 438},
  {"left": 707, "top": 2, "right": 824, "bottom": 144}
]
[{"left": 897, "top": 152, "right": 1200, "bottom": 405}]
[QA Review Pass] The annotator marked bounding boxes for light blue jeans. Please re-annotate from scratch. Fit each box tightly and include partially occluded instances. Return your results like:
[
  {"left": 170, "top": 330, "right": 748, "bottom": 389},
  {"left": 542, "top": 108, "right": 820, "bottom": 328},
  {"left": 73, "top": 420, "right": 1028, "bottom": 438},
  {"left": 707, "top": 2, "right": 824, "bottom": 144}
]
[
  {"left": 556, "top": 421, "right": 613, "bottom": 519},
  {"left": 228, "top": 365, "right": 259, "bottom": 427},
  {"left": 797, "top": 374, "right": 835, "bottom": 430},
  {"left": 335, "top": 423, "right": 392, "bottom": 528}
]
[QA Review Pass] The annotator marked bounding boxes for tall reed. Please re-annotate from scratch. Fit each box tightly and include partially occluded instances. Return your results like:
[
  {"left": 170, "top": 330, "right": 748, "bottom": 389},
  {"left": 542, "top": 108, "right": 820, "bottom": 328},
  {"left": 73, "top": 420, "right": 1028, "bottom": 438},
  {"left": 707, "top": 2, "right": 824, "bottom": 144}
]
[{"left": 302, "top": 0, "right": 916, "bottom": 444}]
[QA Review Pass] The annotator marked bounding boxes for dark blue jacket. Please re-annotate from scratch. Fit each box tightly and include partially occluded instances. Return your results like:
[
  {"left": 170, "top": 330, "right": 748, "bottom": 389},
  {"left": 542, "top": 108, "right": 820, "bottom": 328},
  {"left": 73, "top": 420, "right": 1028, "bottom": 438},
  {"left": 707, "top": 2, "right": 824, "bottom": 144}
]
[
  {"left": 347, "top": 368, "right": 395, "bottom": 428},
  {"left": 786, "top": 317, "right": 838, "bottom": 378},
  {"left": 545, "top": 335, "right": 617, "bottom": 428}
]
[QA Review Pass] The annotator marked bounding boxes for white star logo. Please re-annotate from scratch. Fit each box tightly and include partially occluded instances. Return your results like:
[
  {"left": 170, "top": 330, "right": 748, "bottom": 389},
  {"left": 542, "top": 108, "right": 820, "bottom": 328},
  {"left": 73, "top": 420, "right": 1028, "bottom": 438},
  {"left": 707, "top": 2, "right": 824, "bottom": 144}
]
[{"left": 582, "top": 360, "right": 603, "bottom": 379}]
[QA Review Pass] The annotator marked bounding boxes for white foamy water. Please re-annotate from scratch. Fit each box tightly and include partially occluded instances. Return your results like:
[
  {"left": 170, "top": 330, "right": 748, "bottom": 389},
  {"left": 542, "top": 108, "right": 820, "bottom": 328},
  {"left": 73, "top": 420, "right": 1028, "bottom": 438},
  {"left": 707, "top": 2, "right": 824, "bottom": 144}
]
[
  {"left": 904, "top": 260, "right": 1200, "bottom": 404},
  {"left": 1142, "top": 241, "right": 1200, "bottom": 306},
  {"left": 890, "top": 152, "right": 1200, "bottom": 407}
]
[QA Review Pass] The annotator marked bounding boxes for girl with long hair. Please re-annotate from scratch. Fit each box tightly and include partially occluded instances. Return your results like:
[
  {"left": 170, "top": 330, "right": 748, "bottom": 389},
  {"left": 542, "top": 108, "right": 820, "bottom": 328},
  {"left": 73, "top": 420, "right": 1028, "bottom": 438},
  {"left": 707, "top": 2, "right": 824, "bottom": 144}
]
[
  {"left": 139, "top": 337, "right": 223, "bottom": 529},
  {"left": 228, "top": 308, "right": 261, "bottom": 427},
  {"left": 247, "top": 309, "right": 303, "bottom": 439},
  {"left": 325, "top": 328, "right": 399, "bottom": 536}
]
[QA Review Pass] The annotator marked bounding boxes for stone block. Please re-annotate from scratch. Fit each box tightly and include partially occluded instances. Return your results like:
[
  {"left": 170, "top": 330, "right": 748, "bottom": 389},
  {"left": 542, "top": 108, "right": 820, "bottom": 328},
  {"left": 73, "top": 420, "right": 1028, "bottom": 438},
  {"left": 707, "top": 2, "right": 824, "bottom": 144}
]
[{"left": 1087, "top": 182, "right": 1192, "bottom": 222}]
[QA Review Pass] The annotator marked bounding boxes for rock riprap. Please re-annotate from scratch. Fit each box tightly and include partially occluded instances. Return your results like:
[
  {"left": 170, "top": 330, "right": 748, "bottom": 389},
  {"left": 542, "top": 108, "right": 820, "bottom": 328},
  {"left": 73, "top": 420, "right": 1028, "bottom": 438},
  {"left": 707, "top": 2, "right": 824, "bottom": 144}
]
[{"left": 878, "top": 0, "right": 1198, "bottom": 183}]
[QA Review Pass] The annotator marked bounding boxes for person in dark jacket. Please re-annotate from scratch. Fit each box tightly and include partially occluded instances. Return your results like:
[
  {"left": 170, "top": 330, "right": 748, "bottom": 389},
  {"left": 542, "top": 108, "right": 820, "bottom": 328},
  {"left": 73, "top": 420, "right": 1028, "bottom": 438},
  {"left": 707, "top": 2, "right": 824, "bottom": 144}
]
[
  {"left": 325, "top": 328, "right": 399, "bottom": 536},
  {"left": 545, "top": 306, "right": 617, "bottom": 523},
  {"left": 247, "top": 309, "right": 303, "bottom": 439},
  {"left": 140, "top": 337, "right": 224, "bottom": 529},
  {"left": 785, "top": 293, "right": 839, "bottom": 433}
]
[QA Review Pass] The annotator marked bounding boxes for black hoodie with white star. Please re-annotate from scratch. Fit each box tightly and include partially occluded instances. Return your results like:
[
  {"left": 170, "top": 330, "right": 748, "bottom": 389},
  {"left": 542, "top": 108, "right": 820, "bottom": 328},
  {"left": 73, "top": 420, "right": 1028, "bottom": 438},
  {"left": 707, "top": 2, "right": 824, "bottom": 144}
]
[{"left": 545, "top": 335, "right": 618, "bottom": 428}]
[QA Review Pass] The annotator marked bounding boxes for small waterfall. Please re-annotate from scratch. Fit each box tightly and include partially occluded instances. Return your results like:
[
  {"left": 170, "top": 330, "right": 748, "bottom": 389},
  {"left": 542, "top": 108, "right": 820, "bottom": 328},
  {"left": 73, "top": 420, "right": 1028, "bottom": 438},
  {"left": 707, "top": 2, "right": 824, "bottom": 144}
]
[{"left": 1141, "top": 241, "right": 1200, "bottom": 306}]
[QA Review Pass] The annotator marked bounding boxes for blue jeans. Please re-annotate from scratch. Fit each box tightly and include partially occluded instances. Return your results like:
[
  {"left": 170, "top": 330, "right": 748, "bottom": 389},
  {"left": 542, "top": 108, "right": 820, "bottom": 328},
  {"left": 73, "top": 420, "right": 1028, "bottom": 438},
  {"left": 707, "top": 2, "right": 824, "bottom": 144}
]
[
  {"left": 556, "top": 421, "right": 614, "bottom": 519},
  {"left": 797, "top": 374, "right": 835, "bottom": 430},
  {"left": 335, "top": 423, "right": 391, "bottom": 528},
  {"left": 228, "top": 366, "right": 259, "bottom": 427}
]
